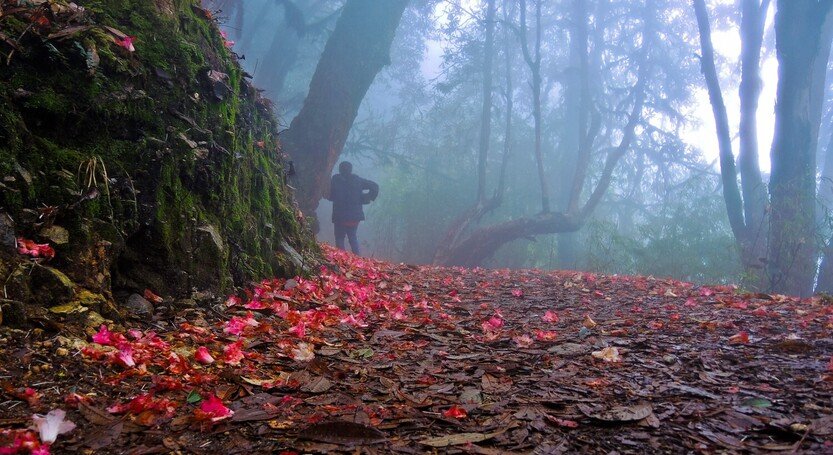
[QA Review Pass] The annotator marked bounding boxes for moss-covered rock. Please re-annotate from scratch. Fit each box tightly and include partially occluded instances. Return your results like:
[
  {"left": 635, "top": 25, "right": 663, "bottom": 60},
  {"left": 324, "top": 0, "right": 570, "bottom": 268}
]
[{"left": 0, "top": 0, "right": 317, "bottom": 320}]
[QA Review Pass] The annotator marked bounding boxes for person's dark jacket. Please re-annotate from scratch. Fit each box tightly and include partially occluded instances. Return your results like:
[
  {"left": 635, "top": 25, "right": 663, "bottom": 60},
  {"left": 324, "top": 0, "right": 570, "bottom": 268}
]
[{"left": 326, "top": 173, "right": 379, "bottom": 223}]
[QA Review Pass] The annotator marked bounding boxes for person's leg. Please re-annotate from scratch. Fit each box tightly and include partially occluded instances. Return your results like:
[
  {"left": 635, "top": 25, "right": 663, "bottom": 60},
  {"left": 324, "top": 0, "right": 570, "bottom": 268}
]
[
  {"left": 346, "top": 224, "right": 361, "bottom": 256},
  {"left": 334, "top": 223, "right": 346, "bottom": 250}
]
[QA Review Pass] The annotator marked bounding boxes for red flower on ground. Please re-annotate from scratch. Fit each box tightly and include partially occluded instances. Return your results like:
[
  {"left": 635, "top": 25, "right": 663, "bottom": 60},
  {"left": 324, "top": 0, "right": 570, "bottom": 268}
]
[
  {"left": 442, "top": 405, "right": 467, "bottom": 419},
  {"left": 194, "top": 395, "right": 233, "bottom": 422},
  {"left": 16, "top": 238, "right": 55, "bottom": 260}
]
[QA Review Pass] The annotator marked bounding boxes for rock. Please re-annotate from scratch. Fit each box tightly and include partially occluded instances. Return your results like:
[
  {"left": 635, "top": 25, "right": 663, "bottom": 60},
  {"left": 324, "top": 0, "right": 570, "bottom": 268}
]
[
  {"left": 124, "top": 293, "right": 154, "bottom": 317},
  {"left": 196, "top": 224, "right": 224, "bottom": 254},
  {"left": 175, "top": 298, "right": 197, "bottom": 308},
  {"left": 39, "top": 225, "right": 69, "bottom": 245},
  {"left": 191, "top": 224, "right": 227, "bottom": 290},
  {"left": 13, "top": 161, "right": 32, "bottom": 186},
  {"left": 281, "top": 240, "right": 307, "bottom": 271},
  {"left": 1, "top": 299, "right": 33, "bottom": 327},
  {"left": 82, "top": 310, "right": 106, "bottom": 329},
  {"left": 178, "top": 132, "right": 198, "bottom": 149},
  {"left": 49, "top": 301, "right": 87, "bottom": 314},
  {"left": 30, "top": 265, "right": 76, "bottom": 305},
  {"left": 205, "top": 70, "right": 231, "bottom": 101},
  {"left": 0, "top": 212, "right": 15, "bottom": 248}
]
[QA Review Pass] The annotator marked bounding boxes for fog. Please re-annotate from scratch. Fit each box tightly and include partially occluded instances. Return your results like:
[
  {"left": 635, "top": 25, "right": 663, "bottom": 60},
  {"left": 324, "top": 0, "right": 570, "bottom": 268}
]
[{"left": 204, "top": 0, "right": 833, "bottom": 296}]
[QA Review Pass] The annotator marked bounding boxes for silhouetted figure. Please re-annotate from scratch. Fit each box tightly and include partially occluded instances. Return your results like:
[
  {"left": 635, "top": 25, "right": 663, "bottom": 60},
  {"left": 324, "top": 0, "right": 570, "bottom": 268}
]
[{"left": 325, "top": 161, "right": 378, "bottom": 255}]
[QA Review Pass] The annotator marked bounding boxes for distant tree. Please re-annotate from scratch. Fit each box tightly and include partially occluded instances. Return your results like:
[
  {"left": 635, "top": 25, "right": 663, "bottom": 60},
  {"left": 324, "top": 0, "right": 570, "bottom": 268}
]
[{"left": 435, "top": 0, "right": 656, "bottom": 267}]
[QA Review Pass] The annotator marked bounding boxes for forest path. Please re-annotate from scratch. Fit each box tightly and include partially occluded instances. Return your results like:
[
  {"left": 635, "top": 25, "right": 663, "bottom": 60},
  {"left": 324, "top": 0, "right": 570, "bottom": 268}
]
[{"left": 1, "top": 246, "right": 832, "bottom": 453}]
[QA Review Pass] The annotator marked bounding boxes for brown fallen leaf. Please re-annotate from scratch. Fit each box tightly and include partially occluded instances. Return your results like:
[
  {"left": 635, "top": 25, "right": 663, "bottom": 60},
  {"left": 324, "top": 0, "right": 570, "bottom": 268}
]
[
  {"left": 298, "top": 421, "right": 387, "bottom": 446},
  {"left": 419, "top": 429, "right": 506, "bottom": 448},
  {"left": 301, "top": 376, "right": 333, "bottom": 393},
  {"left": 578, "top": 403, "right": 653, "bottom": 422}
]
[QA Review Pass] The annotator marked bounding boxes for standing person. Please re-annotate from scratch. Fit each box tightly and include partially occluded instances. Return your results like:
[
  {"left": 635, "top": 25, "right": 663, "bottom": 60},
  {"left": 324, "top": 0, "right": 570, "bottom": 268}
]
[{"left": 325, "top": 161, "right": 378, "bottom": 255}]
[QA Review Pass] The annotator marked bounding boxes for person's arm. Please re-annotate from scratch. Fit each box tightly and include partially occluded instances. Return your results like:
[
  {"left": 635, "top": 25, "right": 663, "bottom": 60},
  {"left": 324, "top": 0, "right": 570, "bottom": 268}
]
[
  {"left": 361, "top": 178, "right": 379, "bottom": 204},
  {"left": 324, "top": 176, "right": 336, "bottom": 201}
]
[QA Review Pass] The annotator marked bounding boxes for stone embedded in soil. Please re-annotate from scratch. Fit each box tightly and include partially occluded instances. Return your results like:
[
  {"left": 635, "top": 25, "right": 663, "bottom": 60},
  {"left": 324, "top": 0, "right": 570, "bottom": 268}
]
[
  {"left": 29, "top": 265, "right": 76, "bottom": 306},
  {"left": 39, "top": 225, "right": 69, "bottom": 245},
  {"left": 124, "top": 294, "right": 154, "bottom": 317},
  {"left": 0, "top": 213, "right": 15, "bottom": 248}
]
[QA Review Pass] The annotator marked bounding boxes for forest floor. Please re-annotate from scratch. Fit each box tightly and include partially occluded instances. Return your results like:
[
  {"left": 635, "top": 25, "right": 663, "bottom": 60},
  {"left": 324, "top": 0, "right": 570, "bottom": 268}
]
[{"left": 2, "top": 246, "right": 833, "bottom": 454}]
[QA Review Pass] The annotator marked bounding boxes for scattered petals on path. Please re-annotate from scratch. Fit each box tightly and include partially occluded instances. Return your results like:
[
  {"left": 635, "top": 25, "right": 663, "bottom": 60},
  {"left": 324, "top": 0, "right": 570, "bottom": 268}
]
[{"left": 2, "top": 245, "right": 833, "bottom": 452}]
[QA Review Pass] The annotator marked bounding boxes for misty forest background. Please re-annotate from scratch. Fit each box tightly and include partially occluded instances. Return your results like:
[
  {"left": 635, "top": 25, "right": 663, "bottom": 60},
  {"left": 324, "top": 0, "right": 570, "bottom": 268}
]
[{"left": 206, "top": 0, "right": 833, "bottom": 296}]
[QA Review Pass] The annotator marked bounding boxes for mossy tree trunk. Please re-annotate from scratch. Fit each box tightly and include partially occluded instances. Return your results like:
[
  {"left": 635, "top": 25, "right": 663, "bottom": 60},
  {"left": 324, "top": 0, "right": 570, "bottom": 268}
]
[{"left": 281, "top": 0, "right": 409, "bottom": 218}]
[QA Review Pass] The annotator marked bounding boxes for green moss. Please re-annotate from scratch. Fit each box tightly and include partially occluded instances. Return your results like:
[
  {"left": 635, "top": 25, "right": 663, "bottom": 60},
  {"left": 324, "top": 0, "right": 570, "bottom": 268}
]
[{"left": 0, "top": 0, "right": 316, "bottom": 300}]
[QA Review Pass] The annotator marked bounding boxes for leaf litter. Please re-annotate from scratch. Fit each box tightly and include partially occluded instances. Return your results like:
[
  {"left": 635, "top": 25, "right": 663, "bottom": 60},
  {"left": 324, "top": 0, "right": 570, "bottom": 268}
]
[{"left": 1, "top": 245, "right": 833, "bottom": 453}]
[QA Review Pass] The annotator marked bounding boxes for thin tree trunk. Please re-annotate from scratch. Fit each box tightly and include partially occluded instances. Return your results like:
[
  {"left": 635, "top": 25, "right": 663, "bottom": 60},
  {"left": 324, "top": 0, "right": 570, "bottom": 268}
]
[
  {"left": 495, "top": 0, "right": 514, "bottom": 203},
  {"left": 477, "top": 0, "right": 497, "bottom": 205},
  {"left": 281, "top": 0, "right": 409, "bottom": 216},
  {"left": 768, "top": 0, "right": 833, "bottom": 296},
  {"left": 431, "top": 0, "right": 501, "bottom": 265},
  {"left": 692, "top": 0, "right": 747, "bottom": 244},
  {"left": 737, "top": 0, "right": 770, "bottom": 284},
  {"left": 519, "top": 0, "right": 550, "bottom": 213}
]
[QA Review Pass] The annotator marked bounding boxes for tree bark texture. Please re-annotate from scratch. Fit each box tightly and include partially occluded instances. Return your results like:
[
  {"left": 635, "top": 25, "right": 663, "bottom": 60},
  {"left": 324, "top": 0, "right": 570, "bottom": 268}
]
[
  {"left": 281, "top": 0, "right": 409, "bottom": 216},
  {"left": 768, "top": 0, "right": 833, "bottom": 296}
]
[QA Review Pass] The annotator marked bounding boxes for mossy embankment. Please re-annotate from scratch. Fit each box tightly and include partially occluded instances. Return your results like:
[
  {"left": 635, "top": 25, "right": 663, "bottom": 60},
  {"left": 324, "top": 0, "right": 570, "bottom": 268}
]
[{"left": 0, "top": 0, "right": 317, "bottom": 326}]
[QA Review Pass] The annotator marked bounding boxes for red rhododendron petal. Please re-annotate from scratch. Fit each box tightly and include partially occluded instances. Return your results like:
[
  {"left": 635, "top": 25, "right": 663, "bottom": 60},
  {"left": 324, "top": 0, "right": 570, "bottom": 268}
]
[
  {"left": 442, "top": 405, "right": 467, "bottom": 419},
  {"left": 194, "top": 347, "right": 215, "bottom": 365}
]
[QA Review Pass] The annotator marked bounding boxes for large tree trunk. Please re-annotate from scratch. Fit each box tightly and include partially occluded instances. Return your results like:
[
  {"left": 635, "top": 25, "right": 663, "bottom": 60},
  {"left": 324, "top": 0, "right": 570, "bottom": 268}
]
[
  {"left": 281, "top": 0, "right": 409, "bottom": 216},
  {"left": 815, "top": 121, "right": 833, "bottom": 292},
  {"left": 768, "top": 0, "right": 833, "bottom": 296}
]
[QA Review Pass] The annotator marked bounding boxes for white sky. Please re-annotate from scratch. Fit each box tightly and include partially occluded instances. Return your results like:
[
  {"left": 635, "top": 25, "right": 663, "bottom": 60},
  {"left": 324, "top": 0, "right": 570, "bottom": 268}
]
[{"left": 683, "top": 20, "right": 778, "bottom": 173}]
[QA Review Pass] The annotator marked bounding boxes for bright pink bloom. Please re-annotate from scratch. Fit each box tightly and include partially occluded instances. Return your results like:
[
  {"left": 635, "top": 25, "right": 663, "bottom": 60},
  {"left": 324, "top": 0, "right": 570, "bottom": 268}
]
[
  {"left": 223, "top": 340, "right": 245, "bottom": 365},
  {"left": 92, "top": 325, "right": 113, "bottom": 345},
  {"left": 16, "top": 238, "right": 55, "bottom": 259},
  {"left": 116, "top": 345, "right": 135, "bottom": 367},
  {"left": 224, "top": 313, "right": 259, "bottom": 336},
  {"left": 225, "top": 295, "right": 242, "bottom": 307},
  {"left": 511, "top": 288, "right": 524, "bottom": 298},
  {"left": 244, "top": 299, "right": 268, "bottom": 310},
  {"left": 542, "top": 311, "right": 559, "bottom": 323},
  {"left": 288, "top": 321, "right": 306, "bottom": 338},
  {"left": 195, "top": 395, "right": 233, "bottom": 422},
  {"left": 340, "top": 313, "right": 368, "bottom": 328},
  {"left": 115, "top": 36, "right": 136, "bottom": 52},
  {"left": 194, "top": 347, "right": 215, "bottom": 365}
]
